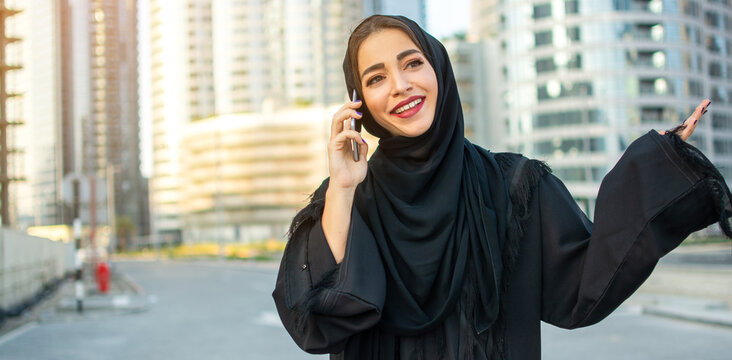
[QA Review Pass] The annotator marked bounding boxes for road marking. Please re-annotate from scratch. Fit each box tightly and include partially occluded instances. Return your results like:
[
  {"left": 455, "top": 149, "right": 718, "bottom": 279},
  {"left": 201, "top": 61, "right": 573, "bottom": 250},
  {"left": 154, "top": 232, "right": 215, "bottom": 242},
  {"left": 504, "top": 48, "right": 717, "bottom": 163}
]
[
  {"left": 113, "top": 295, "right": 131, "bottom": 307},
  {"left": 0, "top": 322, "right": 38, "bottom": 347}
]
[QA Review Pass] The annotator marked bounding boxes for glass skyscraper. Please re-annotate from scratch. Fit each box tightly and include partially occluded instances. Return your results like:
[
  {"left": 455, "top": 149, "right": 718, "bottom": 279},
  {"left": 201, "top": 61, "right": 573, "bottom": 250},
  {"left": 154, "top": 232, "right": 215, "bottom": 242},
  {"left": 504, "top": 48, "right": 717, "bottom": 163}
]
[{"left": 471, "top": 0, "right": 732, "bottom": 216}]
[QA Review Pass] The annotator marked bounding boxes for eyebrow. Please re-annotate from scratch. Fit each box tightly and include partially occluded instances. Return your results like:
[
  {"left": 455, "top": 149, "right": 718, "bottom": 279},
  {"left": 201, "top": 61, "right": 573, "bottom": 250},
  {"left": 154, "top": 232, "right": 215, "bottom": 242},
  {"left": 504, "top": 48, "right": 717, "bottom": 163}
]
[{"left": 360, "top": 49, "right": 422, "bottom": 80}]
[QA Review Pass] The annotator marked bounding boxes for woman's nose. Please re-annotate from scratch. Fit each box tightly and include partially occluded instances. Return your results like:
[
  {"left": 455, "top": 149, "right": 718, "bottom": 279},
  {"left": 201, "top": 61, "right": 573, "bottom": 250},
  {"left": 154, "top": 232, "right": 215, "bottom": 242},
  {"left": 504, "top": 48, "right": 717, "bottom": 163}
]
[{"left": 391, "top": 72, "right": 412, "bottom": 95}]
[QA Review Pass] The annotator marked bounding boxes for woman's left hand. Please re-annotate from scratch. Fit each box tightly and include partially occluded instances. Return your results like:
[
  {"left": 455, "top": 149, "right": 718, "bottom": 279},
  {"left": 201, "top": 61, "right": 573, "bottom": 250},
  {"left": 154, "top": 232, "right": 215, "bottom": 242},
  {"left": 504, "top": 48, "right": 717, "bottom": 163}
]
[{"left": 658, "top": 99, "right": 711, "bottom": 141}]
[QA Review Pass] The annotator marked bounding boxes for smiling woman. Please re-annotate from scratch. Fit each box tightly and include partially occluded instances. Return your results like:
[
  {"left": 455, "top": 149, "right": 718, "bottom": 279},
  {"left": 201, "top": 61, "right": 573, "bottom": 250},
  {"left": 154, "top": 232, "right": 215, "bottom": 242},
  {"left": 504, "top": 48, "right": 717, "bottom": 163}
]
[
  {"left": 356, "top": 29, "right": 438, "bottom": 137},
  {"left": 273, "top": 15, "right": 732, "bottom": 360}
]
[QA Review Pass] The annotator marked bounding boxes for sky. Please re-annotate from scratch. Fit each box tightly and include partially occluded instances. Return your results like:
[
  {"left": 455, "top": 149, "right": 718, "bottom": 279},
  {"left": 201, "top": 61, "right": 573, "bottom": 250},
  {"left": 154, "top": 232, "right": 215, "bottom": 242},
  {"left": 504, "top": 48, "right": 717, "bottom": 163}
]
[
  {"left": 138, "top": 0, "right": 471, "bottom": 178},
  {"left": 426, "top": 0, "right": 470, "bottom": 39}
]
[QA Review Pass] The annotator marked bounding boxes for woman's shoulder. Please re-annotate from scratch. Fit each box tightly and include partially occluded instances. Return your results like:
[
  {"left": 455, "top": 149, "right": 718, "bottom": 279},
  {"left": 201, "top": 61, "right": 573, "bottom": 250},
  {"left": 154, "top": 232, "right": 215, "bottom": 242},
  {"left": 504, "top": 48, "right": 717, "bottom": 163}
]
[{"left": 470, "top": 144, "right": 552, "bottom": 185}]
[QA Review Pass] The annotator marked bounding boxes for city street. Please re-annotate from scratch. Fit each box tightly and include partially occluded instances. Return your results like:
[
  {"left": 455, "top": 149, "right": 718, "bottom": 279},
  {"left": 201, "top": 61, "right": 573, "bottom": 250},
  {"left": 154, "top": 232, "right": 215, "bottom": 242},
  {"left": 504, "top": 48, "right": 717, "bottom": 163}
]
[{"left": 1, "top": 260, "right": 731, "bottom": 359}]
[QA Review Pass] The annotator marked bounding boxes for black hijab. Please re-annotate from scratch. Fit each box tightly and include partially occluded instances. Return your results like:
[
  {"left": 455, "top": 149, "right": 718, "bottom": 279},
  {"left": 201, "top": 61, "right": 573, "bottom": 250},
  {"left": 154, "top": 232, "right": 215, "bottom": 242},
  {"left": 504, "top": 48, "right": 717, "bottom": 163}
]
[{"left": 342, "top": 15, "right": 510, "bottom": 336}]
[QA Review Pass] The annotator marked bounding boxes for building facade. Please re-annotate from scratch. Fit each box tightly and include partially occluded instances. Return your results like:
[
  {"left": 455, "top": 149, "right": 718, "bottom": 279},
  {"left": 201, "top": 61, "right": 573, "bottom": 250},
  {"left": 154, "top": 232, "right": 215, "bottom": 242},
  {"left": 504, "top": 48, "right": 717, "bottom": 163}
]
[
  {"left": 470, "top": 0, "right": 732, "bottom": 216},
  {"left": 69, "top": 0, "right": 148, "bottom": 239},
  {"left": 10, "top": 0, "right": 69, "bottom": 228},
  {"left": 178, "top": 108, "right": 333, "bottom": 243},
  {"left": 146, "top": 0, "right": 425, "bottom": 241}
]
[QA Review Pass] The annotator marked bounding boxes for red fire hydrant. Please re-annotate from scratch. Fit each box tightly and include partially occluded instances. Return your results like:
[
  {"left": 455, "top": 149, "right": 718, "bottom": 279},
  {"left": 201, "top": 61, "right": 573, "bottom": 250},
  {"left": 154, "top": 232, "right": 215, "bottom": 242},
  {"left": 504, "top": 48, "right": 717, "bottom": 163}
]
[{"left": 96, "top": 262, "right": 110, "bottom": 294}]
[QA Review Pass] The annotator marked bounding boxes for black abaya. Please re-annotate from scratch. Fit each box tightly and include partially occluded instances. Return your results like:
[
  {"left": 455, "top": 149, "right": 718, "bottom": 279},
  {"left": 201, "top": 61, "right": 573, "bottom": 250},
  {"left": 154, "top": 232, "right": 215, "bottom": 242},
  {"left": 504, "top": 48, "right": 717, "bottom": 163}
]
[
  {"left": 273, "top": 130, "right": 731, "bottom": 359},
  {"left": 272, "top": 14, "right": 731, "bottom": 360}
]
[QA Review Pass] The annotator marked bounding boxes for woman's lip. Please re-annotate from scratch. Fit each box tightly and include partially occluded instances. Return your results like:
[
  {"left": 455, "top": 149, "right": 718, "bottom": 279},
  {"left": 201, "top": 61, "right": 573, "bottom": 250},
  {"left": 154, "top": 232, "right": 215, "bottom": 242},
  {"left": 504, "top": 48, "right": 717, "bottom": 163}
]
[
  {"left": 391, "top": 98, "right": 425, "bottom": 119},
  {"left": 390, "top": 95, "right": 425, "bottom": 114}
]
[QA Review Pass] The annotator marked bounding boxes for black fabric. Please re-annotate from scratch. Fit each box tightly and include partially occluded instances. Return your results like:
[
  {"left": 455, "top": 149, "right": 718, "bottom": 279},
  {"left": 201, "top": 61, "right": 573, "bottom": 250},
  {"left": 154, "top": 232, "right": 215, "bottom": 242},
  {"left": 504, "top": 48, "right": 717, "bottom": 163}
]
[
  {"left": 273, "top": 129, "right": 732, "bottom": 359},
  {"left": 338, "top": 15, "right": 511, "bottom": 336},
  {"left": 272, "top": 14, "right": 732, "bottom": 360}
]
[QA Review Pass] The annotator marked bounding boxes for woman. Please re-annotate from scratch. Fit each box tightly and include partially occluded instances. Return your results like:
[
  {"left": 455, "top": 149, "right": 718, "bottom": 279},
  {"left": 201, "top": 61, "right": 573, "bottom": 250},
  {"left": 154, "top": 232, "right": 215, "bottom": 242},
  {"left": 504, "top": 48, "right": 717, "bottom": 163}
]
[{"left": 273, "top": 15, "right": 731, "bottom": 359}]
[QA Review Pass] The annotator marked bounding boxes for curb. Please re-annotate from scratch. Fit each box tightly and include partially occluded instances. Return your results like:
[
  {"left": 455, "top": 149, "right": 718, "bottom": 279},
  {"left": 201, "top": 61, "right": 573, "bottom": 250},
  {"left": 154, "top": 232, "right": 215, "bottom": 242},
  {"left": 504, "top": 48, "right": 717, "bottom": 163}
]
[{"left": 643, "top": 305, "right": 732, "bottom": 328}]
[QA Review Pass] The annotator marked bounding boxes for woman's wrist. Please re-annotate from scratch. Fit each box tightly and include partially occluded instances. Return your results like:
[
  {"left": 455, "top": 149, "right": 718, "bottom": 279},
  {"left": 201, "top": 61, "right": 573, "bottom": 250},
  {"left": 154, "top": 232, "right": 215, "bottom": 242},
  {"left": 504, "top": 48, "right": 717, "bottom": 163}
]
[{"left": 322, "top": 185, "right": 355, "bottom": 264}]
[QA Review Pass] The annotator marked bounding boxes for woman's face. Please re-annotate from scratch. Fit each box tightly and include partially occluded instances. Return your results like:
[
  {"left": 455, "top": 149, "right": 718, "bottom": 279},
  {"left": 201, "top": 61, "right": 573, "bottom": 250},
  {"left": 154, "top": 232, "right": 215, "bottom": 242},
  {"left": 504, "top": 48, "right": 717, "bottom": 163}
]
[{"left": 357, "top": 28, "right": 438, "bottom": 138}]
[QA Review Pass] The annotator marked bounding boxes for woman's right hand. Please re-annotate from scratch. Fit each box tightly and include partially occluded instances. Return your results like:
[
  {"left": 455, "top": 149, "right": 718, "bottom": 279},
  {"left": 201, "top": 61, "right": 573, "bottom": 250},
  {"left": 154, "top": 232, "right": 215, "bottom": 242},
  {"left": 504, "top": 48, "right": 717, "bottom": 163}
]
[{"left": 328, "top": 100, "right": 368, "bottom": 191}]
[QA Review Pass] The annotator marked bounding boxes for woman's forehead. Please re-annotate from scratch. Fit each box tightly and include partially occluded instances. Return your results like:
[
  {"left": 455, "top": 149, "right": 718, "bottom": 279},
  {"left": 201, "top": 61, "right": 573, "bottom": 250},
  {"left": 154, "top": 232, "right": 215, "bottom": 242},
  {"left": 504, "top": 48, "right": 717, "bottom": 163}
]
[{"left": 357, "top": 29, "right": 421, "bottom": 72}]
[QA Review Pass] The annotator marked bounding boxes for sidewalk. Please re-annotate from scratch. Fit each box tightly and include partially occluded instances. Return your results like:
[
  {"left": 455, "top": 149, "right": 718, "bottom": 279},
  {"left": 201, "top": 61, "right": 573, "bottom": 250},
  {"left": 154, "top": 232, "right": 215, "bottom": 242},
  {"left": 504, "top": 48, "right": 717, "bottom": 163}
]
[
  {"left": 629, "top": 242, "right": 732, "bottom": 327},
  {"left": 0, "top": 262, "right": 151, "bottom": 338}
]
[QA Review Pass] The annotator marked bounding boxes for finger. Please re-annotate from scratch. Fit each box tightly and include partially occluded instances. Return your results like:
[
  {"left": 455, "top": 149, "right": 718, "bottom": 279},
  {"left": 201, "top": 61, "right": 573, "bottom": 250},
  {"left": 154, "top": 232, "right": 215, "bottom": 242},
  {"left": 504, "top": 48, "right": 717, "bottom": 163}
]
[
  {"left": 330, "top": 130, "right": 365, "bottom": 152},
  {"left": 681, "top": 99, "right": 710, "bottom": 141},
  {"left": 330, "top": 108, "right": 363, "bottom": 139},
  {"left": 357, "top": 137, "right": 369, "bottom": 161}
]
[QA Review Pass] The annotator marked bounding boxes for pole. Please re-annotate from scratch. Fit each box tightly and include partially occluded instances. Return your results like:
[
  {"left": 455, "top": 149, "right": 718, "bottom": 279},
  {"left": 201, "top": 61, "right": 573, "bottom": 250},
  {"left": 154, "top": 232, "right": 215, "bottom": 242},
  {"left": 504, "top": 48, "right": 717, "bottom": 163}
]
[
  {"left": 106, "top": 165, "right": 116, "bottom": 252},
  {"left": 216, "top": 126, "right": 223, "bottom": 259},
  {"left": 0, "top": 0, "right": 10, "bottom": 226},
  {"left": 89, "top": 175, "right": 97, "bottom": 267}
]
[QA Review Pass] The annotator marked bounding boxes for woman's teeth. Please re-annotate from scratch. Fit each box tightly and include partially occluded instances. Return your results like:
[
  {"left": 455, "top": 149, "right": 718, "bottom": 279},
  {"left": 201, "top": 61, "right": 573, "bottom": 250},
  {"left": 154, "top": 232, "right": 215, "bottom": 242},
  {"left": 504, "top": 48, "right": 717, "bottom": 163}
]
[{"left": 394, "top": 98, "right": 423, "bottom": 114}]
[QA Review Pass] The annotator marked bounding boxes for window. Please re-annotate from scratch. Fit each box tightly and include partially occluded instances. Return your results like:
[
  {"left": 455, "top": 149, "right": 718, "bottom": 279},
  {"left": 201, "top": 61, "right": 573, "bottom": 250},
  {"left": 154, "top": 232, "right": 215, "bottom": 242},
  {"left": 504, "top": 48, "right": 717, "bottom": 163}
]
[
  {"left": 567, "top": 27, "right": 581, "bottom": 42},
  {"left": 639, "top": 77, "right": 671, "bottom": 95},
  {"left": 537, "top": 81, "right": 593, "bottom": 101},
  {"left": 684, "top": 0, "right": 700, "bottom": 17},
  {"left": 565, "top": 0, "right": 579, "bottom": 14},
  {"left": 640, "top": 107, "right": 664, "bottom": 122},
  {"left": 710, "top": 62, "right": 723, "bottom": 77},
  {"left": 555, "top": 167, "right": 606, "bottom": 182},
  {"left": 536, "top": 58, "right": 556, "bottom": 73},
  {"left": 534, "top": 137, "right": 606, "bottom": 156},
  {"left": 711, "top": 86, "right": 727, "bottom": 103},
  {"left": 712, "top": 113, "right": 732, "bottom": 129},
  {"left": 688, "top": 80, "right": 704, "bottom": 96},
  {"left": 535, "top": 31, "right": 553, "bottom": 47},
  {"left": 533, "top": 109, "right": 601, "bottom": 128},
  {"left": 707, "top": 36, "right": 721, "bottom": 53},
  {"left": 533, "top": 3, "right": 552, "bottom": 19},
  {"left": 705, "top": 11, "right": 720, "bottom": 27},
  {"left": 714, "top": 139, "right": 732, "bottom": 154}
]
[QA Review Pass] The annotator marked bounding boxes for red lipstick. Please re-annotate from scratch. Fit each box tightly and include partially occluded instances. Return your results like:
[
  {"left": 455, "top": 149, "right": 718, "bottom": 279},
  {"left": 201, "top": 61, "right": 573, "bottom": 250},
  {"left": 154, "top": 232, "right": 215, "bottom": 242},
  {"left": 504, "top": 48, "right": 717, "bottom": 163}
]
[{"left": 390, "top": 95, "right": 425, "bottom": 119}]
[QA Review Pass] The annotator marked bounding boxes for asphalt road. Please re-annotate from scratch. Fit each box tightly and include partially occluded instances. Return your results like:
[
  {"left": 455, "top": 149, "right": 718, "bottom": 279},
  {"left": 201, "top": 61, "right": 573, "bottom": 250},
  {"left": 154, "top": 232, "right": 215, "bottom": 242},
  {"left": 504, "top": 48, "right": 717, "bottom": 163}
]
[{"left": 1, "top": 260, "right": 731, "bottom": 359}]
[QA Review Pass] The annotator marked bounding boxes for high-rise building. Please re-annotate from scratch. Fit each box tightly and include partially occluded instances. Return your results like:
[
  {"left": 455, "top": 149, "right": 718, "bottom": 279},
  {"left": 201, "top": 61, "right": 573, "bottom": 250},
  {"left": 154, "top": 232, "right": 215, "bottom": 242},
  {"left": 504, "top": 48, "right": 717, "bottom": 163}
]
[
  {"left": 67, "top": 0, "right": 148, "bottom": 240},
  {"left": 147, "top": 0, "right": 364, "bottom": 240},
  {"left": 10, "top": 0, "right": 69, "bottom": 228},
  {"left": 470, "top": 0, "right": 732, "bottom": 217},
  {"left": 443, "top": 36, "right": 502, "bottom": 149},
  {"left": 147, "top": 0, "right": 216, "bottom": 241},
  {"left": 145, "top": 0, "right": 430, "bottom": 240}
]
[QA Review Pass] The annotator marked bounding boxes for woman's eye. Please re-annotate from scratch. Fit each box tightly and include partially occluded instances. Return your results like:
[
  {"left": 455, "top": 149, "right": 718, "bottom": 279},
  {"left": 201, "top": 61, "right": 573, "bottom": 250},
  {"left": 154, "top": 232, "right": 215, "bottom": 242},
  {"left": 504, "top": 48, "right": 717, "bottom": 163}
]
[
  {"left": 406, "top": 59, "right": 424, "bottom": 68},
  {"left": 366, "top": 75, "right": 383, "bottom": 86}
]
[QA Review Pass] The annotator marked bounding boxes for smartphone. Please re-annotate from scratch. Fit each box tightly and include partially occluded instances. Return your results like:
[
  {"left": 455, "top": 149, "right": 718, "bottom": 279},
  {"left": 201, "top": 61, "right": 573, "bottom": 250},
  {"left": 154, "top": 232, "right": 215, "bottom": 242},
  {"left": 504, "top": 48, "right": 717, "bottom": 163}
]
[{"left": 350, "top": 89, "right": 360, "bottom": 162}]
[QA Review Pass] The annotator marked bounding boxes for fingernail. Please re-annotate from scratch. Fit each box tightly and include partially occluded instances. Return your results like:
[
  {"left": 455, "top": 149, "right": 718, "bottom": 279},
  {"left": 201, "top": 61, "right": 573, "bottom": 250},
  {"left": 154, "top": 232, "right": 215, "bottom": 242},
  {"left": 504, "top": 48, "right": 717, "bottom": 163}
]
[
  {"left": 356, "top": 111, "right": 362, "bottom": 116},
  {"left": 694, "top": 119, "right": 698, "bottom": 124},
  {"left": 703, "top": 110, "right": 707, "bottom": 115},
  {"left": 354, "top": 100, "right": 362, "bottom": 103},
  {"left": 361, "top": 137, "right": 366, "bottom": 144}
]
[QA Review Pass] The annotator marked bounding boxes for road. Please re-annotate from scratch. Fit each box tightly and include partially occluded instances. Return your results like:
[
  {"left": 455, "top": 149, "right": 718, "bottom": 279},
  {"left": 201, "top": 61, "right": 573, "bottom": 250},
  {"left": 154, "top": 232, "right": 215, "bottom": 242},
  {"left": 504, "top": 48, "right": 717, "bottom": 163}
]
[{"left": 1, "top": 260, "right": 731, "bottom": 359}]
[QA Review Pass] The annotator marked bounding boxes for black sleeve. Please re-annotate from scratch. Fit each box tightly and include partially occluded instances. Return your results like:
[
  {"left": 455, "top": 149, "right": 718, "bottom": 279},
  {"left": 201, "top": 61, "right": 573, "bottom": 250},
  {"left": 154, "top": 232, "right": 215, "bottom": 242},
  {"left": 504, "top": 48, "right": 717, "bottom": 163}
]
[
  {"left": 540, "top": 130, "right": 731, "bottom": 329},
  {"left": 272, "top": 196, "right": 385, "bottom": 354}
]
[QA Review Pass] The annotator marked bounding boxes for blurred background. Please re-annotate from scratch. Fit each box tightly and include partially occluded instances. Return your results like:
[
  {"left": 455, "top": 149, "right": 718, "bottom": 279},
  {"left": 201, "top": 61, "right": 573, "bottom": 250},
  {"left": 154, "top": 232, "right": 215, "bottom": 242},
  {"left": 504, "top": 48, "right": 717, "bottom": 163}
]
[{"left": 0, "top": 0, "right": 731, "bottom": 359}]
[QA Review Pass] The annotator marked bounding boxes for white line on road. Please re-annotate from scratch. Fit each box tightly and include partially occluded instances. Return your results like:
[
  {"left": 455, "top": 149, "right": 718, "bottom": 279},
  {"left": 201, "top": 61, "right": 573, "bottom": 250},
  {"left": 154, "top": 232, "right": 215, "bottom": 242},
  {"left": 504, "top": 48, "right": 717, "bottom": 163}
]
[{"left": 0, "top": 322, "right": 38, "bottom": 348}]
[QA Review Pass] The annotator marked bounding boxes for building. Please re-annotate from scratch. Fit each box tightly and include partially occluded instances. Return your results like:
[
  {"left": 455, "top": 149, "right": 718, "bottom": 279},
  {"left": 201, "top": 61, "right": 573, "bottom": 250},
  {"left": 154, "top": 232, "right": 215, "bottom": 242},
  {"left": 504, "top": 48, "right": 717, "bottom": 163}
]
[
  {"left": 147, "top": 0, "right": 416, "bottom": 240},
  {"left": 442, "top": 36, "right": 503, "bottom": 149},
  {"left": 66, "top": 0, "right": 148, "bottom": 242},
  {"left": 10, "top": 0, "right": 69, "bottom": 228},
  {"left": 470, "top": 0, "right": 732, "bottom": 217},
  {"left": 178, "top": 107, "right": 334, "bottom": 243},
  {"left": 145, "top": 0, "right": 429, "bottom": 240}
]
